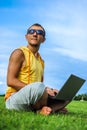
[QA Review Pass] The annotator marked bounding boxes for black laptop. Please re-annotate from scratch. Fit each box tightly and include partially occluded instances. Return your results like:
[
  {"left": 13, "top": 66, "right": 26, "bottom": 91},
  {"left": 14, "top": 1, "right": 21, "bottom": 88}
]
[{"left": 47, "top": 74, "right": 86, "bottom": 110}]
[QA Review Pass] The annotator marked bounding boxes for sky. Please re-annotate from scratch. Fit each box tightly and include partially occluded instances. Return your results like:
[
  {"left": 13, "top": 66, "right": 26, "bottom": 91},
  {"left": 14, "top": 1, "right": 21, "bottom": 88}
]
[{"left": 0, "top": 0, "right": 87, "bottom": 95}]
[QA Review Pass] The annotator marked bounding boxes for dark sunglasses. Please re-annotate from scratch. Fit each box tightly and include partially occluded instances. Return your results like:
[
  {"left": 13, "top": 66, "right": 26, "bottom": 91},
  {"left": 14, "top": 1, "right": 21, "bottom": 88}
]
[{"left": 27, "top": 29, "right": 45, "bottom": 37}]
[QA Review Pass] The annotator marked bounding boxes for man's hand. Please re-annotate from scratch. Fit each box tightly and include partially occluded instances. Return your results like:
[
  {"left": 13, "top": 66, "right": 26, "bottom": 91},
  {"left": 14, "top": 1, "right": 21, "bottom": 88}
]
[{"left": 46, "top": 87, "right": 58, "bottom": 96}]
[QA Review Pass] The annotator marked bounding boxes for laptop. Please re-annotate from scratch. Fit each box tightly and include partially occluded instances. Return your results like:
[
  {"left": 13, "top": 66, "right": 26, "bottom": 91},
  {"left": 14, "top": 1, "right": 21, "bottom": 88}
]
[{"left": 47, "top": 74, "right": 86, "bottom": 111}]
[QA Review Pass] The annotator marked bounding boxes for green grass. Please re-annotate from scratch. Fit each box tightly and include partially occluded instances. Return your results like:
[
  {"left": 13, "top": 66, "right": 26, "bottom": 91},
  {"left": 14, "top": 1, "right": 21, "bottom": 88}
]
[{"left": 0, "top": 96, "right": 87, "bottom": 130}]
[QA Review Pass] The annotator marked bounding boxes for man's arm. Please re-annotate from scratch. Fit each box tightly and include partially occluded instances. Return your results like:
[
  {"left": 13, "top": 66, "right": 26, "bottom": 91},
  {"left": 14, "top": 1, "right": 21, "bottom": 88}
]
[{"left": 7, "top": 49, "right": 27, "bottom": 91}]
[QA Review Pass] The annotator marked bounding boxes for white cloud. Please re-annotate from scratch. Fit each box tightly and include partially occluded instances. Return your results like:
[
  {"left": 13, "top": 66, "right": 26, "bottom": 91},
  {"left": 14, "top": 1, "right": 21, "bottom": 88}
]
[
  {"left": 53, "top": 47, "right": 87, "bottom": 62},
  {"left": 44, "top": 2, "right": 87, "bottom": 62},
  {"left": 0, "top": 81, "right": 6, "bottom": 86},
  {"left": 0, "top": 67, "right": 7, "bottom": 77},
  {"left": 0, "top": 56, "right": 7, "bottom": 83},
  {"left": 0, "top": 81, "right": 3, "bottom": 85}
]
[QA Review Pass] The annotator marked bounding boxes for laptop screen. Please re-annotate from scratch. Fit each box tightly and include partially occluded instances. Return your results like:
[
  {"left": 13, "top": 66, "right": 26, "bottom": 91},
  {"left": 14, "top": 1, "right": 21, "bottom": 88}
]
[{"left": 54, "top": 74, "right": 85, "bottom": 101}]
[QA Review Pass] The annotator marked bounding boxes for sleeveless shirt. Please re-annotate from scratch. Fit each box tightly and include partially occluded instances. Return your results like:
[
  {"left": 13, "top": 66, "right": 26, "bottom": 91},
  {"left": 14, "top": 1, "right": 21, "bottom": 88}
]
[{"left": 5, "top": 46, "right": 44, "bottom": 100}]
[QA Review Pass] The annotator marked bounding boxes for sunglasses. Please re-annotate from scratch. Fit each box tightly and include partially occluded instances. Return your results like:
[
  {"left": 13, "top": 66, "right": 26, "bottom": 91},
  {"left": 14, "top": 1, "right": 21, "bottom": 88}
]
[{"left": 27, "top": 29, "right": 45, "bottom": 37}]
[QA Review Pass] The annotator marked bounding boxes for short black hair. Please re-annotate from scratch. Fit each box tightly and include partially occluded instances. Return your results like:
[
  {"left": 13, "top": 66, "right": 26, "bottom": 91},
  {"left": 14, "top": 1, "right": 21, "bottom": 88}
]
[{"left": 27, "top": 23, "right": 46, "bottom": 37}]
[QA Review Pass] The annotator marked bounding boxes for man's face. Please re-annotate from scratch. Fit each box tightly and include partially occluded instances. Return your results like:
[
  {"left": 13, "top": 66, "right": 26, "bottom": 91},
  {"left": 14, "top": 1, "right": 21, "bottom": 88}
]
[{"left": 26, "top": 25, "right": 45, "bottom": 47}]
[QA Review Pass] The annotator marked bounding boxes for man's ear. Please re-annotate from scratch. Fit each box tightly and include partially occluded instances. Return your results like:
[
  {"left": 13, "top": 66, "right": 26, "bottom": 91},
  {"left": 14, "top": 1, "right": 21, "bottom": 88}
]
[
  {"left": 42, "top": 37, "right": 46, "bottom": 43},
  {"left": 25, "top": 34, "right": 28, "bottom": 40}
]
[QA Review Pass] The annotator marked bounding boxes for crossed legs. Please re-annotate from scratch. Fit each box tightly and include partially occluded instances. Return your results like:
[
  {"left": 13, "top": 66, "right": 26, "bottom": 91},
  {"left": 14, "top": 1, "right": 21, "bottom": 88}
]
[{"left": 32, "top": 87, "right": 69, "bottom": 115}]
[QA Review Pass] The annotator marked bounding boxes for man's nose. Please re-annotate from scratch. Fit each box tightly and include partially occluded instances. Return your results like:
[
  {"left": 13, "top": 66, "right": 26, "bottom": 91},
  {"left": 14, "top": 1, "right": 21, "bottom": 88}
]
[{"left": 33, "top": 31, "right": 37, "bottom": 35}]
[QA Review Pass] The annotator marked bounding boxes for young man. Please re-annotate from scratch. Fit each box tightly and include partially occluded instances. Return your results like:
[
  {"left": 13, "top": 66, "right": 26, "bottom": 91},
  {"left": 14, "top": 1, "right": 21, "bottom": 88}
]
[{"left": 5, "top": 23, "right": 68, "bottom": 115}]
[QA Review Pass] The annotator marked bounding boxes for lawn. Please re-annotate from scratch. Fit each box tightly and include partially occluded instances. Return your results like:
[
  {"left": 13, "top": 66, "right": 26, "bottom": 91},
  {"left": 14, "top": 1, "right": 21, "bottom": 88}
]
[{"left": 0, "top": 96, "right": 87, "bottom": 130}]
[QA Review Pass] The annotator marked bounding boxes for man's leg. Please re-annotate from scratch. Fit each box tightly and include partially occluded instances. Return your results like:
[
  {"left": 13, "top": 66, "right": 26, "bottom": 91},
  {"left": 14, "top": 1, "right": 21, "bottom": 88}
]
[
  {"left": 32, "top": 88, "right": 69, "bottom": 115},
  {"left": 6, "top": 82, "right": 45, "bottom": 111}
]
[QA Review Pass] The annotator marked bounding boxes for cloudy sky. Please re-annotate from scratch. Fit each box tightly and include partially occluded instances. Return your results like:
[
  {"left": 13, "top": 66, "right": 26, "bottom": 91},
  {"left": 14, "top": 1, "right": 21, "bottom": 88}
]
[{"left": 0, "top": 0, "right": 87, "bottom": 95}]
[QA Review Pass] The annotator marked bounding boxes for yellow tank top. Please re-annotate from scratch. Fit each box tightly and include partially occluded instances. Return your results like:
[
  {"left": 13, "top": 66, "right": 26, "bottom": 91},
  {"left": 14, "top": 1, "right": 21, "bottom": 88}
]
[{"left": 5, "top": 46, "right": 44, "bottom": 100}]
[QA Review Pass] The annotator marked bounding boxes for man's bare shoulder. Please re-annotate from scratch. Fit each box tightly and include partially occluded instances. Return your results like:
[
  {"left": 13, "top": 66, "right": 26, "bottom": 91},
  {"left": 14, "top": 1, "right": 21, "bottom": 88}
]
[{"left": 9, "top": 49, "right": 24, "bottom": 61}]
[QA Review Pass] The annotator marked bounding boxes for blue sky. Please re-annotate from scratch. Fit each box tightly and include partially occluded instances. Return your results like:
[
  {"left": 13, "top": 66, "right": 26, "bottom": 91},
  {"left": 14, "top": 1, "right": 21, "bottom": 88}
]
[{"left": 0, "top": 0, "right": 87, "bottom": 95}]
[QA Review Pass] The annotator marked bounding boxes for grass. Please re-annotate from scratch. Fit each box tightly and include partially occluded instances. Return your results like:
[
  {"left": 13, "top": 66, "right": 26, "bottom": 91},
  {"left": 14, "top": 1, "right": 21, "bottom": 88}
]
[{"left": 0, "top": 96, "right": 87, "bottom": 130}]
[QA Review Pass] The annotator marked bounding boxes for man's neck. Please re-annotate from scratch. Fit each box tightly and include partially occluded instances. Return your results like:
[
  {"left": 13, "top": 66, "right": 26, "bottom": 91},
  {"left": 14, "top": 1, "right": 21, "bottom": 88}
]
[{"left": 27, "top": 44, "right": 39, "bottom": 56}]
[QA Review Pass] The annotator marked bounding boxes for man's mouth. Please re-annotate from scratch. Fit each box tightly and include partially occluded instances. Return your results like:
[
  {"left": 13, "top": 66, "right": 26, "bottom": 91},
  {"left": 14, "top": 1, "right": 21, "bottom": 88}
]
[{"left": 31, "top": 38, "right": 37, "bottom": 41}]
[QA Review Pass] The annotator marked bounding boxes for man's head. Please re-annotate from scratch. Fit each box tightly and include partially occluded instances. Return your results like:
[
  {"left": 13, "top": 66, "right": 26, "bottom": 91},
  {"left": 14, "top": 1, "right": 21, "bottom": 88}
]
[
  {"left": 25, "top": 23, "right": 46, "bottom": 48},
  {"left": 27, "top": 23, "right": 46, "bottom": 38}
]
